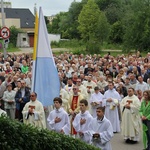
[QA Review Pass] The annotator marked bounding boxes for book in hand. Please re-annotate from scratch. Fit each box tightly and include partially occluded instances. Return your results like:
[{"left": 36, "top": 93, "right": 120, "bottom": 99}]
[
  {"left": 93, "top": 133, "right": 100, "bottom": 139},
  {"left": 29, "top": 105, "right": 35, "bottom": 109},
  {"left": 91, "top": 101, "right": 99, "bottom": 106},
  {"left": 87, "top": 86, "right": 92, "bottom": 89},
  {"left": 126, "top": 100, "right": 132, "bottom": 104}
]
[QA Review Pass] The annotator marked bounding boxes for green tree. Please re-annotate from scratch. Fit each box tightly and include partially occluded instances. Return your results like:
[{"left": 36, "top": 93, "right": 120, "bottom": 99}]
[
  {"left": 78, "top": 0, "right": 100, "bottom": 41},
  {"left": 9, "top": 26, "right": 22, "bottom": 47},
  {"left": 44, "top": 16, "right": 49, "bottom": 25},
  {"left": 123, "top": 0, "right": 150, "bottom": 51},
  {"left": 109, "top": 21, "right": 124, "bottom": 43},
  {"left": 95, "top": 0, "right": 123, "bottom": 24},
  {"left": 95, "top": 0, "right": 121, "bottom": 11},
  {"left": 95, "top": 12, "right": 110, "bottom": 44},
  {"left": 48, "top": 12, "right": 68, "bottom": 35},
  {"left": 63, "top": 1, "right": 83, "bottom": 39},
  {"left": 58, "top": 0, "right": 88, "bottom": 39}
]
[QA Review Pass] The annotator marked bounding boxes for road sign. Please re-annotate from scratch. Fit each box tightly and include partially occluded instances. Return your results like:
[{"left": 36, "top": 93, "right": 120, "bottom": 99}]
[
  {"left": 4, "top": 38, "right": 9, "bottom": 44},
  {"left": 0, "top": 27, "right": 10, "bottom": 39}
]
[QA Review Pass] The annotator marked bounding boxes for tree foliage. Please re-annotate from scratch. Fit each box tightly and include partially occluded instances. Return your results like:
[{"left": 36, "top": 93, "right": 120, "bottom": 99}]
[
  {"left": 78, "top": 0, "right": 100, "bottom": 41},
  {"left": 110, "top": 21, "right": 124, "bottom": 43},
  {"left": 9, "top": 26, "right": 22, "bottom": 47},
  {"left": 63, "top": 1, "right": 83, "bottom": 39},
  {"left": 123, "top": 0, "right": 150, "bottom": 51},
  {"left": 45, "top": 0, "right": 150, "bottom": 51},
  {"left": 95, "top": 12, "right": 110, "bottom": 44}
]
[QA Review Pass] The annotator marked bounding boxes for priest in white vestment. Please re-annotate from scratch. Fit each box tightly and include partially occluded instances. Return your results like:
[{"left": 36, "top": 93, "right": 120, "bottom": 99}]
[
  {"left": 60, "top": 87, "right": 69, "bottom": 113},
  {"left": 22, "top": 92, "right": 46, "bottom": 129},
  {"left": 89, "top": 86, "right": 105, "bottom": 117},
  {"left": 73, "top": 99, "right": 93, "bottom": 144},
  {"left": 89, "top": 106, "right": 114, "bottom": 150},
  {"left": 120, "top": 87, "right": 141, "bottom": 143},
  {"left": 76, "top": 78, "right": 88, "bottom": 100},
  {"left": 83, "top": 75, "right": 97, "bottom": 113},
  {"left": 68, "top": 85, "right": 84, "bottom": 135},
  {"left": 103, "top": 81, "right": 121, "bottom": 132},
  {"left": 47, "top": 97, "right": 70, "bottom": 135}
]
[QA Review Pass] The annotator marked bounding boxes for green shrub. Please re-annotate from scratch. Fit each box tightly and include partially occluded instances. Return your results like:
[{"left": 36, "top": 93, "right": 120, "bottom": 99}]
[
  {"left": 0, "top": 117, "right": 99, "bottom": 150},
  {"left": 86, "top": 41, "right": 101, "bottom": 54}
]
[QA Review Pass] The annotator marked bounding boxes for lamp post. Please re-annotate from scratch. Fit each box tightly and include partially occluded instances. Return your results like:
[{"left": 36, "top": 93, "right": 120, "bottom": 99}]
[{"left": 1, "top": 0, "right": 7, "bottom": 59}]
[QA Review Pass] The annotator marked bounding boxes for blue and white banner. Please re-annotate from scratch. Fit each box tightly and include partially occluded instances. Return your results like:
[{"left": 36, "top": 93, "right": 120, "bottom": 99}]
[{"left": 32, "top": 7, "right": 60, "bottom": 106}]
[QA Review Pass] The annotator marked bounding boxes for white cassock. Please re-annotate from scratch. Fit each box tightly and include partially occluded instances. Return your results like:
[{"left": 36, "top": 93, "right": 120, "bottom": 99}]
[
  {"left": 60, "top": 88, "right": 69, "bottom": 113},
  {"left": 89, "top": 92, "right": 105, "bottom": 117},
  {"left": 47, "top": 107, "right": 70, "bottom": 135},
  {"left": 83, "top": 81, "right": 97, "bottom": 113},
  {"left": 103, "top": 89, "right": 121, "bottom": 132},
  {"left": 120, "top": 95, "right": 141, "bottom": 141},
  {"left": 22, "top": 100, "right": 46, "bottom": 129},
  {"left": 73, "top": 110, "right": 93, "bottom": 144},
  {"left": 89, "top": 116, "right": 114, "bottom": 150}
]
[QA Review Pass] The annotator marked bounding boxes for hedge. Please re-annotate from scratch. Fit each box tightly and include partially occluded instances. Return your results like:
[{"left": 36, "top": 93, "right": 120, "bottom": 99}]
[{"left": 0, "top": 116, "right": 99, "bottom": 150}]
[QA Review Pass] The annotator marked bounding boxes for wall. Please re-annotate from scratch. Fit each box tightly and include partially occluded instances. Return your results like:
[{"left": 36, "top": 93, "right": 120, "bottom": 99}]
[{"left": 48, "top": 34, "right": 60, "bottom": 43}]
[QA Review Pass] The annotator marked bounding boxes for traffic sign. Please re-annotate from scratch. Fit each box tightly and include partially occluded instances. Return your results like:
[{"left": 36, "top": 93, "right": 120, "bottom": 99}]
[
  {"left": 0, "top": 27, "right": 10, "bottom": 39},
  {"left": 4, "top": 38, "right": 9, "bottom": 44}
]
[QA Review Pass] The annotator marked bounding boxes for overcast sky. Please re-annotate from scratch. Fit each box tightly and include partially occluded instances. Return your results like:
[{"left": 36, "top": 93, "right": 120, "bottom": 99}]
[{"left": 9, "top": 0, "right": 81, "bottom": 16}]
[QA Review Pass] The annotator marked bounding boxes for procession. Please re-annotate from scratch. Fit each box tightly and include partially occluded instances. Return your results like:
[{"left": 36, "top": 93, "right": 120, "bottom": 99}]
[
  {"left": 0, "top": 0, "right": 150, "bottom": 150},
  {"left": 0, "top": 48, "right": 150, "bottom": 150}
]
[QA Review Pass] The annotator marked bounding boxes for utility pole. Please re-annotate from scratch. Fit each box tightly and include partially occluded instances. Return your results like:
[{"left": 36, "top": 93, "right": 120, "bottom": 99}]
[
  {"left": 1, "top": 0, "right": 7, "bottom": 59},
  {"left": 34, "top": 3, "right": 37, "bottom": 16}
]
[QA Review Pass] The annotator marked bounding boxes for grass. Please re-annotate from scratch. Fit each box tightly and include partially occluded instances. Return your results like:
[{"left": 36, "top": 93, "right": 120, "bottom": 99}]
[
  {"left": 0, "top": 47, "right": 21, "bottom": 53},
  {"left": 0, "top": 40, "right": 148, "bottom": 57},
  {"left": 52, "top": 40, "right": 149, "bottom": 57},
  {"left": 7, "top": 47, "right": 21, "bottom": 52}
]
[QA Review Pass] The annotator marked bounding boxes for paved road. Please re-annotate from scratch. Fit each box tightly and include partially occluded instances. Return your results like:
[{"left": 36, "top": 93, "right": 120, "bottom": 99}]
[
  {"left": 13, "top": 47, "right": 123, "bottom": 54},
  {"left": 111, "top": 132, "right": 143, "bottom": 150},
  {"left": 14, "top": 47, "right": 69, "bottom": 54}
]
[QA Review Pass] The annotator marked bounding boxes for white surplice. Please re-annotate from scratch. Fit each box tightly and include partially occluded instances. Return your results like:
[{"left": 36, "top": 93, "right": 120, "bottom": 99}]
[
  {"left": 103, "top": 89, "right": 121, "bottom": 132},
  {"left": 89, "top": 92, "right": 105, "bottom": 117},
  {"left": 89, "top": 116, "right": 114, "bottom": 150},
  {"left": 47, "top": 107, "right": 70, "bottom": 135},
  {"left": 73, "top": 110, "right": 93, "bottom": 144}
]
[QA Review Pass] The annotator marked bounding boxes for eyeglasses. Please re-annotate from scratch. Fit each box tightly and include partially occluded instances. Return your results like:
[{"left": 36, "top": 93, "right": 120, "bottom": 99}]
[{"left": 73, "top": 88, "right": 77, "bottom": 90}]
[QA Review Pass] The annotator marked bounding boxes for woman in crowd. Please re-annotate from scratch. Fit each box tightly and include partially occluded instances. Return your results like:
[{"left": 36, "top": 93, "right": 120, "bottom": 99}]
[{"left": 140, "top": 90, "right": 150, "bottom": 150}]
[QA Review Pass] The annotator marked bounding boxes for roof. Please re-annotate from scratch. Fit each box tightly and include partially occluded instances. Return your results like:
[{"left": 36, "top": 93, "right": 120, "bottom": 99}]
[{"left": 0, "top": 8, "right": 35, "bottom": 28}]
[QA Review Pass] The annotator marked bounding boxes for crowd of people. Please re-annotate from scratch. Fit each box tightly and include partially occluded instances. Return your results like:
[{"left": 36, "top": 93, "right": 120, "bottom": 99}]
[{"left": 0, "top": 51, "right": 150, "bottom": 150}]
